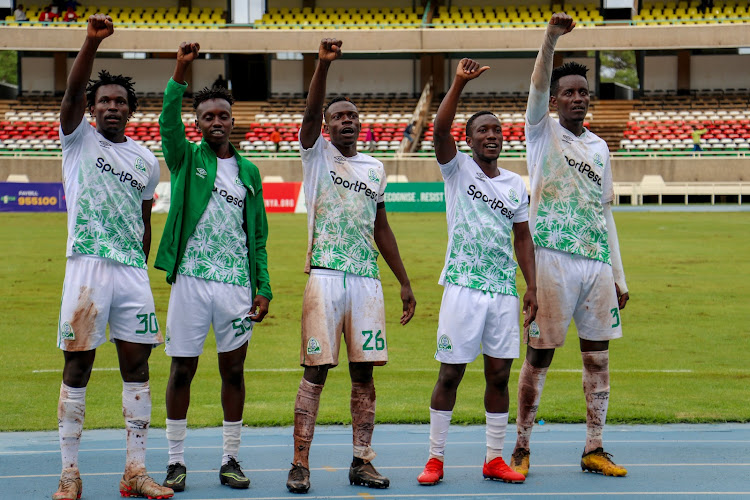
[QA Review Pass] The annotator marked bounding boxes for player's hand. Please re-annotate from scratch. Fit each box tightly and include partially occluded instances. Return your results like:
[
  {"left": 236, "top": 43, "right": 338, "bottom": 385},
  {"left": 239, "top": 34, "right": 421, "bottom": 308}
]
[
  {"left": 87, "top": 14, "right": 113, "bottom": 41},
  {"left": 456, "top": 58, "right": 490, "bottom": 82},
  {"left": 318, "top": 38, "right": 343, "bottom": 62},
  {"left": 248, "top": 295, "right": 270, "bottom": 322},
  {"left": 177, "top": 42, "right": 200, "bottom": 64},
  {"left": 399, "top": 283, "right": 416, "bottom": 325},
  {"left": 547, "top": 12, "right": 575, "bottom": 37},
  {"left": 615, "top": 283, "right": 629, "bottom": 310},
  {"left": 522, "top": 288, "right": 538, "bottom": 327}
]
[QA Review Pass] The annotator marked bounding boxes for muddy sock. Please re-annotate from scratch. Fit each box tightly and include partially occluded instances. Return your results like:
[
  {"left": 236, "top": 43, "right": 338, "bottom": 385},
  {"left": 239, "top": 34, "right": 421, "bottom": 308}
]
[
  {"left": 515, "top": 360, "right": 548, "bottom": 452},
  {"left": 293, "top": 378, "right": 323, "bottom": 467},
  {"left": 351, "top": 380, "right": 377, "bottom": 462},
  {"left": 582, "top": 350, "right": 610, "bottom": 453},
  {"left": 123, "top": 381, "right": 151, "bottom": 478},
  {"left": 58, "top": 383, "right": 86, "bottom": 471}
]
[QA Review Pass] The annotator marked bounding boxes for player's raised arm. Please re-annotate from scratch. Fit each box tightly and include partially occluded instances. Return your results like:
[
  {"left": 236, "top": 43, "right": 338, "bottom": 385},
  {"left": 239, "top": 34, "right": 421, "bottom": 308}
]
[
  {"left": 434, "top": 58, "right": 489, "bottom": 165},
  {"left": 60, "top": 14, "right": 114, "bottom": 135},
  {"left": 160, "top": 42, "right": 199, "bottom": 171},
  {"left": 299, "top": 38, "right": 342, "bottom": 149},
  {"left": 527, "top": 12, "right": 575, "bottom": 125},
  {"left": 374, "top": 208, "right": 416, "bottom": 325}
]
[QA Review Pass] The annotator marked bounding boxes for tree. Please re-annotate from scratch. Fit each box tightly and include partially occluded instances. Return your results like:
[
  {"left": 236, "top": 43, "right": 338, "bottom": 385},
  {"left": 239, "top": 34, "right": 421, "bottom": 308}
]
[
  {"left": 600, "top": 50, "right": 638, "bottom": 90},
  {"left": 0, "top": 51, "right": 18, "bottom": 85}
]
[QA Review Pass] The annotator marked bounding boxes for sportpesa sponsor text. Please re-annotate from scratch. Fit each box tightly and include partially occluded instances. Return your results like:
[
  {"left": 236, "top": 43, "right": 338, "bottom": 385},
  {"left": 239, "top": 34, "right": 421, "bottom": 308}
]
[
  {"left": 466, "top": 184, "right": 515, "bottom": 219},
  {"left": 564, "top": 155, "right": 602, "bottom": 186},
  {"left": 95, "top": 157, "right": 147, "bottom": 193},
  {"left": 329, "top": 171, "right": 380, "bottom": 200}
]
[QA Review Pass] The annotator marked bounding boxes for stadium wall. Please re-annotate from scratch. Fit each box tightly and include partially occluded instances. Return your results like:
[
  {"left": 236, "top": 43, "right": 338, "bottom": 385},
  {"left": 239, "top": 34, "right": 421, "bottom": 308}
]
[
  {"left": 21, "top": 58, "right": 225, "bottom": 94},
  {"left": 3, "top": 157, "right": 749, "bottom": 184},
  {"left": 19, "top": 53, "right": 745, "bottom": 95}
]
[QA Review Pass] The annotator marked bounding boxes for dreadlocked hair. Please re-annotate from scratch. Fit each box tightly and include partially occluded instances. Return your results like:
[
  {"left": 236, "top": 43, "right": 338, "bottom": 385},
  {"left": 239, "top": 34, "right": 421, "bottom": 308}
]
[
  {"left": 86, "top": 70, "right": 138, "bottom": 114},
  {"left": 193, "top": 86, "right": 235, "bottom": 110},
  {"left": 550, "top": 62, "right": 589, "bottom": 96}
]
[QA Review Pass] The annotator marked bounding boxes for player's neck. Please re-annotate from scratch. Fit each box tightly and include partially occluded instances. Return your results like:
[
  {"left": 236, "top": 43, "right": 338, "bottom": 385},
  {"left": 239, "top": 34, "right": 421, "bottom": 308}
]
[
  {"left": 209, "top": 140, "right": 234, "bottom": 159},
  {"left": 559, "top": 117, "right": 585, "bottom": 138},
  {"left": 98, "top": 128, "right": 126, "bottom": 144},
  {"left": 473, "top": 155, "right": 500, "bottom": 178},
  {"left": 333, "top": 141, "right": 358, "bottom": 158}
]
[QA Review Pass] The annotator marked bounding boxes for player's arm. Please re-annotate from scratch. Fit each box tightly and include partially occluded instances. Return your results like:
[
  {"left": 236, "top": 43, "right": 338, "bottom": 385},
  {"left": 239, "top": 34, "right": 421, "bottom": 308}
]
[
  {"left": 374, "top": 206, "right": 416, "bottom": 325},
  {"left": 141, "top": 199, "right": 153, "bottom": 263},
  {"left": 527, "top": 13, "right": 575, "bottom": 126},
  {"left": 160, "top": 42, "right": 199, "bottom": 171},
  {"left": 248, "top": 174, "right": 272, "bottom": 322},
  {"left": 60, "top": 14, "right": 114, "bottom": 135},
  {"left": 434, "top": 58, "right": 490, "bottom": 165},
  {"left": 604, "top": 203, "right": 629, "bottom": 310},
  {"left": 299, "top": 38, "right": 342, "bottom": 149},
  {"left": 513, "top": 221, "right": 538, "bottom": 326}
]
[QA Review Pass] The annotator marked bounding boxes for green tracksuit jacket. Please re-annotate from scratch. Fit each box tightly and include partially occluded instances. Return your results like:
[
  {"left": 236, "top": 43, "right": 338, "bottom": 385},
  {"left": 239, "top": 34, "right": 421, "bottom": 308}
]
[{"left": 154, "top": 78, "right": 272, "bottom": 301}]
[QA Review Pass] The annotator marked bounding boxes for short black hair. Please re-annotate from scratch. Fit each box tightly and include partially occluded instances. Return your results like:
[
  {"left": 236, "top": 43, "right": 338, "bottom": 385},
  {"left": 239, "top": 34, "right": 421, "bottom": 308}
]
[
  {"left": 193, "top": 86, "right": 234, "bottom": 110},
  {"left": 86, "top": 70, "right": 138, "bottom": 114},
  {"left": 324, "top": 96, "right": 357, "bottom": 116},
  {"left": 550, "top": 62, "right": 589, "bottom": 96},
  {"left": 465, "top": 110, "right": 498, "bottom": 137}
]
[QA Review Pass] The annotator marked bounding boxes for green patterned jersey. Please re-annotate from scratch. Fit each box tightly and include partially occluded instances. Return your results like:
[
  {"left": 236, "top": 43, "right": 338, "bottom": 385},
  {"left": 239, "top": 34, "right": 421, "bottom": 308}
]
[
  {"left": 525, "top": 112, "right": 614, "bottom": 264},
  {"left": 178, "top": 157, "right": 250, "bottom": 287},
  {"left": 439, "top": 152, "right": 529, "bottom": 296},
  {"left": 301, "top": 135, "right": 386, "bottom": 279},
  {"left": 61, "top": 118, "right": 160, "bottom": 269}
]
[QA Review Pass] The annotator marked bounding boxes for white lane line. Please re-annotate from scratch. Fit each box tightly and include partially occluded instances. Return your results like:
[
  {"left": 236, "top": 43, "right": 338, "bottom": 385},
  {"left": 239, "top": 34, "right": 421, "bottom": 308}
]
[
  {"left": 30, "top": 367, "right": 699, "bottom": 374},
  {"left": 3, "top": 440, "right": 750, "bottom": 455},
  {"left": 3, "top": 463, "right": 750, "bottom": 479}
]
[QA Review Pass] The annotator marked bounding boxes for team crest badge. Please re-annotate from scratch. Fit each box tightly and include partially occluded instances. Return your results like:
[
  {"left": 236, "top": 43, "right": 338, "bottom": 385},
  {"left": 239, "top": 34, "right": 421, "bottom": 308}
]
[
  {"left": 508, "top": 188, "right": 519, "bottom": 204},
  {"left": 593, "top": 153, "right": 603, "bottom": 168},
  {"left": 134, "top": 156, "right": 146, "bottom": 173},
  {"left": 307, "top": 338, "right": 322, "bottom": 355},
  {"left": 527, "top": 321, "right": 540, "bottom": 338},
  {"left": 437, "top": 334, "right": 452, "bottom": 352},
  {"left": 368, "top": 168, "right": 380, "bottom": 183},
  {"left": 60, "top": 322, "right": 75, "bottom": 340},
  {"left": 196, "top": 168, "right": 207, "bottom": 179}
]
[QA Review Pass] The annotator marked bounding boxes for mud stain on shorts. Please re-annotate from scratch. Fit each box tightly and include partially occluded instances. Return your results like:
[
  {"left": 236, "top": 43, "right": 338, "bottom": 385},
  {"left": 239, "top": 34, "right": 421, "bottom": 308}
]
[{"left": 66, "top": 286, "right": 98, "bottom": 352}]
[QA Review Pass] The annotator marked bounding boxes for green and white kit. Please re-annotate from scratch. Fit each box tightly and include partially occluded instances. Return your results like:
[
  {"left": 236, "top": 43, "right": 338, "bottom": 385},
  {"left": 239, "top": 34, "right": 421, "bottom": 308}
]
[
  {"left": 525, "top": 94, "right": 614, "bottom": 264},
  {"left": 301, "top": 134, "right": 387, "bottom": 279},
  {"left": 61, "top": 117, "right": 160, "bottom": 268}
]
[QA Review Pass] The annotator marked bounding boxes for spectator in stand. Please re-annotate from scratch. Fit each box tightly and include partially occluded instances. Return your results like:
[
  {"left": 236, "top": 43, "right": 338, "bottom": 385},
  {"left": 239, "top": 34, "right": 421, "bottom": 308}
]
[
  {"left": 698, "top": 0, "right": 714, "bottom": 14},
  {"left": 213, "top": 74, "right": 228, "bottom": 89},
  {"left": 63, "top": 6, "right": 79, "bottom": 22},
  {"left": 365, "top": 125, "right": 377, "bottom": 152},
  {"left": 39, "top": 5, "right": 58, "bottom": 22},
  {"left": 692, "top": 126, "right": 708, "bottom": 152},
  {"left": 270, "top": 128, "right": 282, "bottom": 152},
  {"left": 404, "top": 121, "right": 416, "bottom": 143},
  {"left": 14, "top": 4, "right": 28, "bottom": 21}
]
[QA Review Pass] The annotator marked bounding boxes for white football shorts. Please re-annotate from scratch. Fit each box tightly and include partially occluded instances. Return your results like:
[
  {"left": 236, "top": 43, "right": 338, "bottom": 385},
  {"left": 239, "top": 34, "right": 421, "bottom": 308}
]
[
  {"left": 57, "top": 254, "right": 162, "bottom": 351},
  {"left": 435, "top": 283, "right": 521, "bottom": 364},
  {"left": 165, "top": 274, "right": 254, "bottom": 357}
]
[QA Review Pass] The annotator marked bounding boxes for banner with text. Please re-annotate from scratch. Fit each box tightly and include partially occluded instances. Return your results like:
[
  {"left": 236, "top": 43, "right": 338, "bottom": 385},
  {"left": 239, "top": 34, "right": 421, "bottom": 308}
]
[
  {"left": 384, "top": 182, "right": 445, "bottom": 212},
  {"left": 0, "top": 182, "right": 66, "bottom": 212}
]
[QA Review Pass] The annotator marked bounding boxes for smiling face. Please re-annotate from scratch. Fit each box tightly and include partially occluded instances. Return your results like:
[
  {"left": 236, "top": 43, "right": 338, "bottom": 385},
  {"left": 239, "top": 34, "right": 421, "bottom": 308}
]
[
  {"left": 90, "top": 84, "right": 131, "bottom": 140},
  {"left": 324, "top": 100, "right": 361, "bottom": 151},
  {"left": 551, "top": 74, "right": 590, "bottom": 124},
  {"left": 195, "top": 98, "right": 234, "bottom": 148},
  {"left": 466, "top": 114, "right": 503, "bottom": 163}
]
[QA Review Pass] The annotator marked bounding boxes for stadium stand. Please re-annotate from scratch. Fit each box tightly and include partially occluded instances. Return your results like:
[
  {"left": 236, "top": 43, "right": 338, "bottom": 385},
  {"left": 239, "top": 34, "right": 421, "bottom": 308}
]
[
  {"left": 4, "top": 5, "right": 226, "bottom": 28},
  {"left": 254, "top": 6, "right": 424, "bottom": 29},
  {"left": 634, "top": 0, "right": 749, "bottom": 25}
]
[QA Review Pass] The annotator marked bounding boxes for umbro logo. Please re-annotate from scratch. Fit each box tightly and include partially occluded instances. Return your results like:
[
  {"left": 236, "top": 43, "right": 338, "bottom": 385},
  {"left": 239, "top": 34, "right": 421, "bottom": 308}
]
[
  {"left": 475, "top": 172, "right": 488, "bottom": 182},
  {"left": 562, "top": 134, "right": 573, "bottom": 144},
  {"left": 333, "top": 155, "right": 346, "bottom": 164},
  {"left": 99, "top": 141, "right": 111, "bottom": 149},
  {"left": 196, "top": 168, "right": 207, "bottom": 179}
]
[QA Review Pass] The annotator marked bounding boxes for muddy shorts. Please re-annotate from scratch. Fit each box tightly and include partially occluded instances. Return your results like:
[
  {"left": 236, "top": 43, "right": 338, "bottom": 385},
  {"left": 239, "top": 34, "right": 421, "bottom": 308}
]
[
  {"left": 525, "top": 247, "right": 623, "bottom": 349},
  {"left": 300, "top": 268, "right": 387, "bottom": 367},
  {"left": 165, "top": 274, "right": 254, "bottom": 357},
  {"left": 435, "top": 283, "right": 520, "bottom": 364},
  {"left": 57, "top": 254, "right": 162, "bottom": 352}
]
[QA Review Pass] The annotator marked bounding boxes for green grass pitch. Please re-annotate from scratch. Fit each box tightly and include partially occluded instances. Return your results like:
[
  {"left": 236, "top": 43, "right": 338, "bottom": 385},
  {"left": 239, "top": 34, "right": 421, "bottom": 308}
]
[{"left": 1, "top": 211, "right": 749, "bottom": 431}]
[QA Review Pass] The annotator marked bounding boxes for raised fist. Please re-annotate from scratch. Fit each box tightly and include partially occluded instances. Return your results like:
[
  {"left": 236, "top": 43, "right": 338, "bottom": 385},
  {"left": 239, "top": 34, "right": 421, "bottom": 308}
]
[
  {"left": 177, "top": 42, "right": 200, "bottom": 64},
  {"left": 548, "top": 12, "right": 575, "bottom": 37},
  {"left": 456, "top": 58, "right": 490, "bottom": 81},
  {"left": 318, "top": 38, "right": 343, "bottom": 62},
  {"left": 87, "top": 14, "right": 114, "bottom": 41}
]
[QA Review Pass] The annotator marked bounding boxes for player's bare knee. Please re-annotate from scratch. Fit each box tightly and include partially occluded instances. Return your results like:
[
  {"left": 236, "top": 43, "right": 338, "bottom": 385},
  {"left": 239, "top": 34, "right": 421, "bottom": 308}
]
[
  {"left": 526, "top": 346, "right": 555, "bottom": 368},
  {"left": 348, "top": 362, "right": 374, "bottom": 384},
  {"left": 169, "top": 358, "right": 198, "bottom": 388},
  {"left": 303, "top": 365, "right": 329, "bottom": 385}
]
